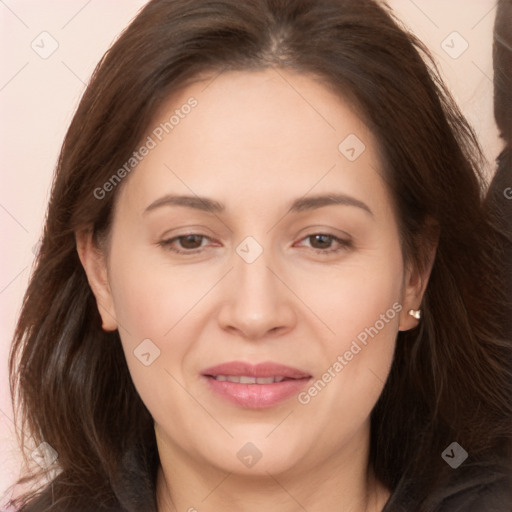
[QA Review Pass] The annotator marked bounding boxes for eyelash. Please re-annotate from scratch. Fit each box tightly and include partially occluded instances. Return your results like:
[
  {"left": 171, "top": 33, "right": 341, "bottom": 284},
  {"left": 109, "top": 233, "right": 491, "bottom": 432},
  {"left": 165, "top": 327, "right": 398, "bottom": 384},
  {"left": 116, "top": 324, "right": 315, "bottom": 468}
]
[
  {"left": 158, "top": 233, "right": 352, "bottom": 255},
  {"left": 296, "top": 233, "right": 353, "bottom": 254}
]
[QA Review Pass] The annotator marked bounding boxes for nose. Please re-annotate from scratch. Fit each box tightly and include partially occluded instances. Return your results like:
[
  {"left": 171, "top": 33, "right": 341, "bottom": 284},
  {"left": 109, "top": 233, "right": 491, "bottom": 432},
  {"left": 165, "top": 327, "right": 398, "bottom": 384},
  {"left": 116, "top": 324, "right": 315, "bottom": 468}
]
[{"left": 217, "top": 249, "right": 297, "bottom": 341}]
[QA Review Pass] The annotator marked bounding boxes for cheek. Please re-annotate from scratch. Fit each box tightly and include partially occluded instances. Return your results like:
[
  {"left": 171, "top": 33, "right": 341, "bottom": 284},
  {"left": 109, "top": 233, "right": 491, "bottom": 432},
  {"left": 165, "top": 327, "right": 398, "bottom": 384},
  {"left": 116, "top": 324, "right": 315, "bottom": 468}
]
[
  {"left": 105, "top": 245, "right": 195, "bottom": 379},
  {"left": 108, "top": 244, "right": 213, "bottom": 341},
  {"left": 291, "top": 242, "right": 404, "bottom": 347},
  {"left": 293, "top": 244, "right": 403, "bottom": 414}
]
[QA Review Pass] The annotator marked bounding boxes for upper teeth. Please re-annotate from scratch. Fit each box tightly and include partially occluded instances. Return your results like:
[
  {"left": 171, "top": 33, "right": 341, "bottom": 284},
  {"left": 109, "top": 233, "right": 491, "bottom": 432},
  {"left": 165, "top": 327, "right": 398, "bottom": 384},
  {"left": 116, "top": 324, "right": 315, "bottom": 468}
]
[{"left": 213, "top": 375, "right": 287, "bottom": 384}]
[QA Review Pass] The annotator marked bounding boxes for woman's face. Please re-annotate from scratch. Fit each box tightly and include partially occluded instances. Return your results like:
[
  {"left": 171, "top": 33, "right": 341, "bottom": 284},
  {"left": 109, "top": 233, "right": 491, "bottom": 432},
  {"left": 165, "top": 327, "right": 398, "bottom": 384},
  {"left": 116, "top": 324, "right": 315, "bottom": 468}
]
[{"left": 80, "top": 69, "right": 424, "bottom": 477}]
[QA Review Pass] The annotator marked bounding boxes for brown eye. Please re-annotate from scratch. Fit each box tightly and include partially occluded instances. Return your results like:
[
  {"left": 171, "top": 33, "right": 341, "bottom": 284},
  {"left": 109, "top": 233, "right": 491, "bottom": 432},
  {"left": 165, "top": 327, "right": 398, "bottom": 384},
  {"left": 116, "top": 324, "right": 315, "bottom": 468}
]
[
  {"left": 294, "top": 232, "right": 352, "bottom": 255},
  {"left": 158, "top": 234, "right": 214, "bottom": 254},
  {"left": 178, "top": 235, "right": 205, "bottom": 249},
  {"left": 309, "top": 234, "right": 335, "bottom": 249}
]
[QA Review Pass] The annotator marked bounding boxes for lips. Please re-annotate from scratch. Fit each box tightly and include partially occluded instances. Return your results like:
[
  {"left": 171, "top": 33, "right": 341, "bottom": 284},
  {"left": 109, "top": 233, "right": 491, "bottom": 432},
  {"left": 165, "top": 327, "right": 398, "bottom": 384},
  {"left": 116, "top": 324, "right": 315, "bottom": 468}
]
[
  {"left": 212, "top": 375, "right": 287, "bottom": 384},
  {"left": 201, "top": 361, "right": 312, "bottom": 408},
  {"left": 202, "top": 361, "right": 311, "bottom": 379}
]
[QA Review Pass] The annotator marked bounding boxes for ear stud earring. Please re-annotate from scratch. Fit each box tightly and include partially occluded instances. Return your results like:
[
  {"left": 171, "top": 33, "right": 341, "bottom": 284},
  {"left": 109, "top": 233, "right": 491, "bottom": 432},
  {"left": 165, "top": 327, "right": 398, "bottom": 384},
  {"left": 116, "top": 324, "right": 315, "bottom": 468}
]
[{"left": 408, "top": 309, "right": 421, "bottom": 320}]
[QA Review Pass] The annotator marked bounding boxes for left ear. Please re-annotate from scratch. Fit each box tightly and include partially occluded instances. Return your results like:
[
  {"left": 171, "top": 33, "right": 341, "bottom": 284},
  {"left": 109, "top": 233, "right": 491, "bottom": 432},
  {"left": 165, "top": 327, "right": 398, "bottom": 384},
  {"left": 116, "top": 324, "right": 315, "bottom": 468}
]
[{"left": 399, "top": 224, "right": 439, "bottom": 331}]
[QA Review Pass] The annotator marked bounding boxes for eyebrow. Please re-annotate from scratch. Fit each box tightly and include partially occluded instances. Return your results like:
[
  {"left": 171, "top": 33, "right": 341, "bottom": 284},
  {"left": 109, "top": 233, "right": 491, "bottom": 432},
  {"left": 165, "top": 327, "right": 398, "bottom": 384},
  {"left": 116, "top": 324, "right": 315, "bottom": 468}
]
[
  {"left": 144, "top": 194, "right": 225, "bottom": 215},
  {"left": 289, "top": 194, "right": 373, "bottom": 216},
  {"left": 143, "top": 193, "right": 373, "bottom": 217}
]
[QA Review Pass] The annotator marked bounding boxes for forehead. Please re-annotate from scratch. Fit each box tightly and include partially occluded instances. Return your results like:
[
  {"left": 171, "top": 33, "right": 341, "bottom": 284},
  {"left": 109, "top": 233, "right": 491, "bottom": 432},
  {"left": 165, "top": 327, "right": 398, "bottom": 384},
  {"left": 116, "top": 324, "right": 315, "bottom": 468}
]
[{"left": 115, "top": 69, "right": 389, "bottom": 217}]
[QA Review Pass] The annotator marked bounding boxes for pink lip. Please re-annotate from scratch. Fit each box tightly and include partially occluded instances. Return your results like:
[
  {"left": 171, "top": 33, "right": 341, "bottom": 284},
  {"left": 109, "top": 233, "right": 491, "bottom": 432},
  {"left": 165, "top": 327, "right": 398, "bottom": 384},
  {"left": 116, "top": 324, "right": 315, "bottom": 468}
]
[{"left": 201, "top": 361, "right": 312, "bottom": 409}]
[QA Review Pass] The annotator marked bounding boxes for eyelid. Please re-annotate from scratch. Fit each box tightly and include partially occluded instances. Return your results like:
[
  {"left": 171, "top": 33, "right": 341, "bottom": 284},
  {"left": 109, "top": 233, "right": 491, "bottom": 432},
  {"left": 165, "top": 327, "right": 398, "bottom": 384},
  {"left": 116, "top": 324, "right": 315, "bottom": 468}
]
[
  {"left": 158, "top": 232, "right": 221, "bottom": 255},
  {"left": 158, "top": 224, "right": 217, "bottom": 240},
  {"left": 294, "top": 233, "right": 352, "bottom": 251},
  {"left": 292, "top": 225, "right": 352, "bottom": 243}
]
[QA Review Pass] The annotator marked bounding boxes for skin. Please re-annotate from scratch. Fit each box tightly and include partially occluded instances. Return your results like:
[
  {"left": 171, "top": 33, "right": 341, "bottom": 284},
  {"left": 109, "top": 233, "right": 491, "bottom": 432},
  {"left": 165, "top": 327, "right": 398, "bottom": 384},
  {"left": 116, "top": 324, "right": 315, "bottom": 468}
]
[{"left": 77, "top": 69, "right": 434, "bottom": 512}]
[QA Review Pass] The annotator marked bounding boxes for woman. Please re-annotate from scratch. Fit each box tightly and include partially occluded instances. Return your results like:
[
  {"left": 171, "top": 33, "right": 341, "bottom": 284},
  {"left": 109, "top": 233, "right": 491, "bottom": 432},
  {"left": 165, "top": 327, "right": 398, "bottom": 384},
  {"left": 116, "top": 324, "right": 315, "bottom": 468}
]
[{"left": 7, "top": 0, "right": 512, "bottom": 510}]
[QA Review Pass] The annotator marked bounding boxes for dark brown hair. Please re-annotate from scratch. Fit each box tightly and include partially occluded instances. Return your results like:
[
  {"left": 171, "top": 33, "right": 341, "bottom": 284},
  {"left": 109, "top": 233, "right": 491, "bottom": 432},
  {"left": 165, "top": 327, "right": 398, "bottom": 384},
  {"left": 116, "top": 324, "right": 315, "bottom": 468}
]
[
  {"left": 8, "top": 0, "right": 512, "bottom": 510},
  {"left": 485, "top": 0, "right": 512, "bottom": 406},
  {"left": 493, "top": 0, "right": 512, "bottom": 144}
]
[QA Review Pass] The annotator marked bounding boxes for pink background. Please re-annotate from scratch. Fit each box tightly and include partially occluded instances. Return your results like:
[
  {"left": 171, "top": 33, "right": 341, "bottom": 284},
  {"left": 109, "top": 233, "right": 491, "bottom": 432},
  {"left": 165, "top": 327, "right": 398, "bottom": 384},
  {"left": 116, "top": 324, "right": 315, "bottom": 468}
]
[{"left": 0, "top": 0, "right": 502, "bottom": 501}]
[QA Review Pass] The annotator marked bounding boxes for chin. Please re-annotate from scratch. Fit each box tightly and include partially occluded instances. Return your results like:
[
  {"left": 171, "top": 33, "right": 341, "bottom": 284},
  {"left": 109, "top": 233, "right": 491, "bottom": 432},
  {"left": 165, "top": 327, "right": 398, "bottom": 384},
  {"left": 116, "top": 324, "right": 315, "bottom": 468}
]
[{"left": 202, "top": 432, "right": 309, "bottom": 476}]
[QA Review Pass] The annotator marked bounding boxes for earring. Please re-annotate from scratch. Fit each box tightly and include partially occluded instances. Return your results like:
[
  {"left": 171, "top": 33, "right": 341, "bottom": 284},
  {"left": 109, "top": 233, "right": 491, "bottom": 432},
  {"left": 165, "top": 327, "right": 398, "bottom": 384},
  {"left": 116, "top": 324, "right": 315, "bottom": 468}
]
[{"left": 408, "top": 309, "right": 421, "bottom": 320}]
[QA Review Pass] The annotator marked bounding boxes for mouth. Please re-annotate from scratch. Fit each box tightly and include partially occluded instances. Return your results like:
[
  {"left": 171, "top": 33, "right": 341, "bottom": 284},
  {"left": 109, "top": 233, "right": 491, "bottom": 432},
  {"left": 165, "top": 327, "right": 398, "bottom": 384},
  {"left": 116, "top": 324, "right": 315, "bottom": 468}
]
[
  {"left": 201, "top": 361, "right": 312, "bottom": 408},
  {"left": 209, "top": 375, "right": 292, "bottom": 384}
]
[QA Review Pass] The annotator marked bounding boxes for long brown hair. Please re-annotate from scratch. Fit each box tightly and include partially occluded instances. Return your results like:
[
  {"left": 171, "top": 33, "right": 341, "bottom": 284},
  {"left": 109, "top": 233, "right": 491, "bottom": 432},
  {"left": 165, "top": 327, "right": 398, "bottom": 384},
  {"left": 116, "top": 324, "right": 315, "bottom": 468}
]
[{"left": 8, "top": 0, "right": 511, "bottom": 510}]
